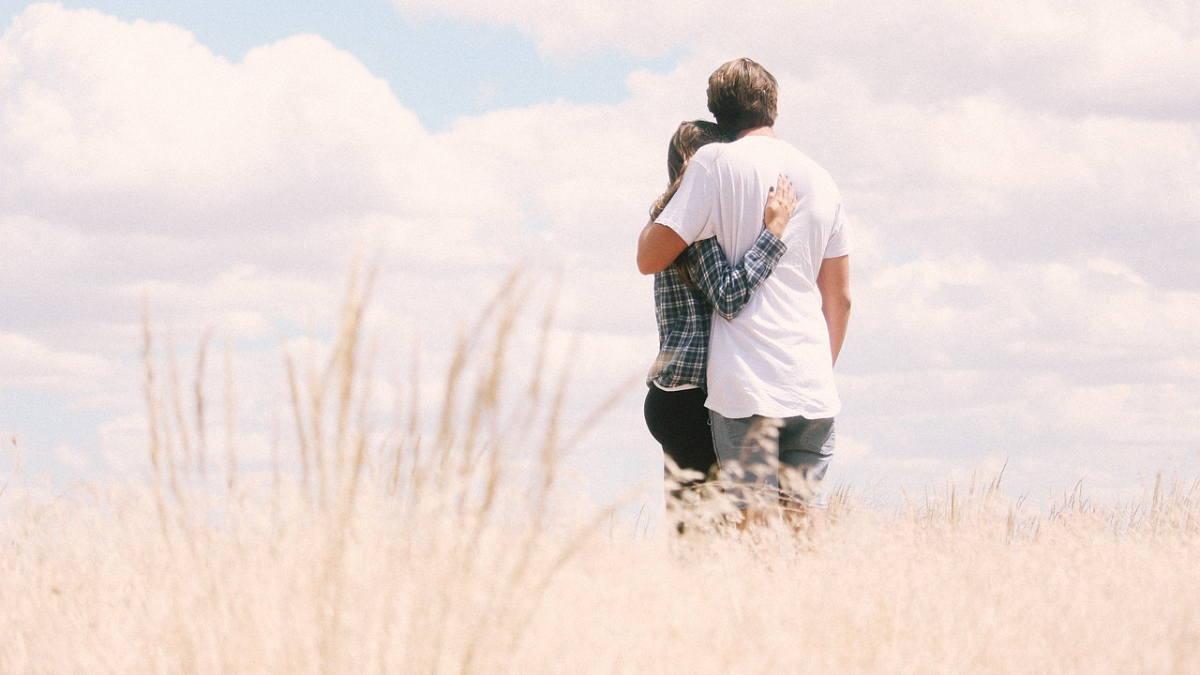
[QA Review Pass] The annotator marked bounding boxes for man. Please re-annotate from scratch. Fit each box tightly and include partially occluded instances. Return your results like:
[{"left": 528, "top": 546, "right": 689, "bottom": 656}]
[{"left": 636, "top": 58, "right": 852, "bottom": 535}]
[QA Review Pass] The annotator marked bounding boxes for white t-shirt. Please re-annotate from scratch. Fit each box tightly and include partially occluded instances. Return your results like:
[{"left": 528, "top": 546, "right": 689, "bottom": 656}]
[{"left": 656, "top": 135, "right": 853, "bottom": 419}]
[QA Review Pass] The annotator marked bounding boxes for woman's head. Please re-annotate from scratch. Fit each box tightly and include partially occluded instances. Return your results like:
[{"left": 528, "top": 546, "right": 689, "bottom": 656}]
[
  {"left": 666, "top": 119, "right": 723, "bottom": 183},
  {"left": 652, "top": 120, "right": 724, "bottom": 220}
]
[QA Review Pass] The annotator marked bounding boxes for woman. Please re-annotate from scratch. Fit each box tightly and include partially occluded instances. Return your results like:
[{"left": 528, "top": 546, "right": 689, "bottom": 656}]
[{"left": 644, "top": 120, "right": 796, "bottom": 491}]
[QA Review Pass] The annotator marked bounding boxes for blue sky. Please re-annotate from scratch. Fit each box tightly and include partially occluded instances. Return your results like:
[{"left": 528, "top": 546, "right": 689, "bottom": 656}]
[
  {"left": 2, "top": 0, "right": 1199, "bottom": 511},
  {"left": 1, "top": 0, "right": 681, "bottom": 130}
]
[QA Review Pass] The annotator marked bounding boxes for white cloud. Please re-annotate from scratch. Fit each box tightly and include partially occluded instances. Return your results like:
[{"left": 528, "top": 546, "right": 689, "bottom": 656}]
[
  {"left": 389, "top": 0, "right": 1200, "bottom": 284},
  {"left": 837, "top": 252, "right": 1200, "bottom": 499},
  {"left": 388, "top": 0, "right": 1200, "bottom": 114},
  {"left": 0, "top": 332, "right": 116, "bottom": 391},
  {"left": 98, "top": 413, "right": 147, "bottom": 474},
  {"left": 0, "top": 5, "right": 455, "bottom": 241},
  {"left": 771, "top": 71, "right": 1200, "bottom": 269},
  {"left": 53, "top": 443, "right": 90, "bottom": 473},
  {"left": 850, "top": 254, "right": 1200, "bottom": 374}
]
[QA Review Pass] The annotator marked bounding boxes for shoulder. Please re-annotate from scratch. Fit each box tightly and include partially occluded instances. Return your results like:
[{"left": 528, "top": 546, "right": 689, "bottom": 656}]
[
  {"left": 782, "top": 145, "right": 840, "bottom": 194},
  {"left": 689, "top": 142, "right": 727, "bottom": 170}
]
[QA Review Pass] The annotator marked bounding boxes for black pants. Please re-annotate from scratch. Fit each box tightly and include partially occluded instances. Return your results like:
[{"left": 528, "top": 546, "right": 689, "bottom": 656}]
[{"left": 643, "top": 385, "right": 718, "bottom": 482}]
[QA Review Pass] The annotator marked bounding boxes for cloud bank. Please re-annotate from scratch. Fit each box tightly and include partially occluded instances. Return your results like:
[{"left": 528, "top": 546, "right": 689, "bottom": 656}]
[{"left": 2, "top": 2, "right": 1198, "bottom": 504}]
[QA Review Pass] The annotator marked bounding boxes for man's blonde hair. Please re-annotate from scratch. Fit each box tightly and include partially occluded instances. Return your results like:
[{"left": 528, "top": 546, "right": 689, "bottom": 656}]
[{"left": 706, "top": 58, "right": 778, "bottom": 136}]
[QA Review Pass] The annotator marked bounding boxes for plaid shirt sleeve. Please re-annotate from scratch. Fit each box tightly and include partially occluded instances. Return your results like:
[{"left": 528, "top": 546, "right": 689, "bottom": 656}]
[{"left": 687, "top": 230, "right": 786, "bottom": 321}]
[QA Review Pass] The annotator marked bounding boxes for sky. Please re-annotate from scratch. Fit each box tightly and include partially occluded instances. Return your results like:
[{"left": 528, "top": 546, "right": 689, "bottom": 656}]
[{"left": 2, "top": 0, "right": 1199, "bottom": 513}]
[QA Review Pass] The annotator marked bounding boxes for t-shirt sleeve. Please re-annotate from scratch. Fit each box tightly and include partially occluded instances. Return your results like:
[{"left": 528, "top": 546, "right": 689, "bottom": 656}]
[
  {"left": 655, "top": 158, "right": 715, "bottom": 245},
  {"left": 823, "top": 202, "right": 854, "bottom": 259}
]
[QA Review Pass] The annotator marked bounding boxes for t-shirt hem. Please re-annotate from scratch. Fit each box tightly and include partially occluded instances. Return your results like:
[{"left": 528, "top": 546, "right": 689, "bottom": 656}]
[
  {"left": 823, "top": 242, "right": 853, "bottom": 259},
  {"left": 651, "top": 380, "right": 701, "bottom": 392},
  {"left": 706, "top": 400, "right": 841, "bottom": 420},
  {"left": 655, "top": 214, "right": 692, "bottom": 245}
]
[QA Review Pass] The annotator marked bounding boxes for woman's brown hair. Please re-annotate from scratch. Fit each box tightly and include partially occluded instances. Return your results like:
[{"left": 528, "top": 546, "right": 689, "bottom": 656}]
[{"left": 649, "top": 120, "right": 725, "bottom": 286}]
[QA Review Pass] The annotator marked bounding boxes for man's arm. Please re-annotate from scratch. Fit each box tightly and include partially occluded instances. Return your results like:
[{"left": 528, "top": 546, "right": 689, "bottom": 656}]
[
  {"left": 636, "top": 222, "right": 688, "bottom": 275},
  {"left": 688, "top": 232, "right": 786, "bottom": 320},
  {"left": 816, "top": 255, "right": 851, "bottom": 366}
]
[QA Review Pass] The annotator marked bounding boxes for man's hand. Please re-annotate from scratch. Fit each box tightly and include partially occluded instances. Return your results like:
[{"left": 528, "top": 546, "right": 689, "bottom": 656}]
[
  {"left": 816, "top": 255, "right": 851, "bottom": 366},
  {"left": 637, "top": 222, "right": 688, "bottom": 275},
  {"left": 763, "top": 174, "right": 797, "bottom": 238}
]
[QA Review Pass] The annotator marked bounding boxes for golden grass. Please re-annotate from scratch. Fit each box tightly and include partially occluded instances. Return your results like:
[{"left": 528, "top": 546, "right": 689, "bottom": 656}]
[{"left": 3, "top": 268, "right": 1200, "bottom": 674}]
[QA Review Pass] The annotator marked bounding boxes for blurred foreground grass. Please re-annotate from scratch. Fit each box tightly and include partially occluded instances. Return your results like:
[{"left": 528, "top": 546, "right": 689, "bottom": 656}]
[{"left": 3, "top": 269, "right": 1199, "bottom": 674}]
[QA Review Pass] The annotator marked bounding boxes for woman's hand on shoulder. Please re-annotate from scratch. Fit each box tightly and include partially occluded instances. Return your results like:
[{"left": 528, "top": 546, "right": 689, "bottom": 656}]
[{"left": 763, "top": 174, "right": 797, "bottom": 237}]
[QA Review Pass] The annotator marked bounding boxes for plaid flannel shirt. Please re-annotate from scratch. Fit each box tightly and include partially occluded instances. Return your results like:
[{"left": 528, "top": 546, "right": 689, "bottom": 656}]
[{"left": 649, "top": 229, "right": 786, "bottom": 390}]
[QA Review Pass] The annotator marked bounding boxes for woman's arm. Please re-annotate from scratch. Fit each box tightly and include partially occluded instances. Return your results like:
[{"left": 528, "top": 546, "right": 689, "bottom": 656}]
[
  {"left": 637, "top": 222, "right": 688, "bottom": 275},
  {"left": 687, "top": 175, "right": 796, "bottom": 320},
  {"left": 688, "top": 233, "right": 784, "bottom": 320}
]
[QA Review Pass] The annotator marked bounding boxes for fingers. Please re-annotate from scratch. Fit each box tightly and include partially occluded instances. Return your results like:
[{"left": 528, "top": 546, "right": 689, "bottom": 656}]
[
  {"left": 773, "top": 174, "right": 797, "bottom": 209},
  {"left": 776, "top": 174, "right": 796, "bottom": 202}
]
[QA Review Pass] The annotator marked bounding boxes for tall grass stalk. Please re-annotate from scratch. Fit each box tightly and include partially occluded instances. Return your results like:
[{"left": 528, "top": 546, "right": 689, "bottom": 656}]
[{"left": 3, "top": 269, "right": 1200, "bottom": 674}]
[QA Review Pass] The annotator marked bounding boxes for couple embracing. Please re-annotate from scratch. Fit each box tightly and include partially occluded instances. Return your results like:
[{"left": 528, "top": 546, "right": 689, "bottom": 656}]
[{"left": 637, "top": 58, "right": 853, "bottom": 535}]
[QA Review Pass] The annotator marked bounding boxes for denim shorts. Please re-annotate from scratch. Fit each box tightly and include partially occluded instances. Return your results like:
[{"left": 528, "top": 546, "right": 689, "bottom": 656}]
[{"left": 709, "top": 412, "right": 836, "bottom": 509}]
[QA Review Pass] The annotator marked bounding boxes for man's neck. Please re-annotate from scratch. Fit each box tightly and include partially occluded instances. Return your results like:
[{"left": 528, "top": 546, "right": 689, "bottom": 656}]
[{"left": 736, "top": 126, "right": 777, "bottom": 140}]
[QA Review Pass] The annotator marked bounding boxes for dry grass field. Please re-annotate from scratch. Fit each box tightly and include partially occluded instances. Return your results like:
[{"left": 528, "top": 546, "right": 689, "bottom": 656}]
[{"left": 4, "top": 271, "right": 1199, "bottom": 674}]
